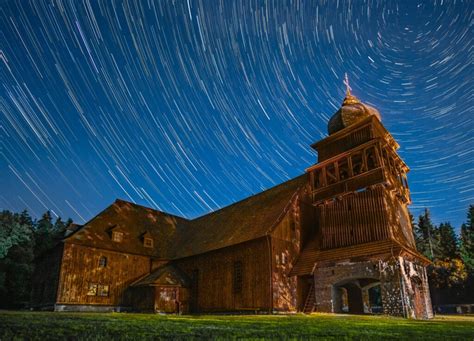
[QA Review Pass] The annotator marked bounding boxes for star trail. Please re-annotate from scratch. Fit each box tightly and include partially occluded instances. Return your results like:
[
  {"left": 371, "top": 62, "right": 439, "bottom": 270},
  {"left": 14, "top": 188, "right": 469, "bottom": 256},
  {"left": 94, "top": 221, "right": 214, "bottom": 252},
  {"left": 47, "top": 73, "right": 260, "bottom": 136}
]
[{"left": 1, "top": 1, "right": 473, "bottom": 228}]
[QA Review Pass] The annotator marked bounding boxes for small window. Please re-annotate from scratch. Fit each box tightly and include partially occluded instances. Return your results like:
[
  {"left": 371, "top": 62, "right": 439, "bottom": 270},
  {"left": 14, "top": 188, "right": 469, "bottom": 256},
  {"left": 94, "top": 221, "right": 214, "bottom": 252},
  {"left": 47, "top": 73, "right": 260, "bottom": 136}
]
[
  {"left": 98, "top": 256, "right": 107, "bottom": 268},
  {"left": 87, "top": 283, "right": 97, "bottom": 296},
  {"left": 191, "top": 269, "right": 199, "bottom": 308},
  {"left": 192, "top": 269, "right": 199, "bottom": 288},
  {"left": 281, "top": 253, "right": 287, "bottom": 265},
  {"left": 112, "top": 231, "right": 123, "bottom": 242},
  {"left": 97, "top": 284, "right": 109, "bottom": 297},
  {"left": 144, "top": 237, "right": 153, "bottom": 248},
  {"left": 87, "top": 283, "right": 109, "bottom": 296},
  {"left": 233, "top": 261, "right": 243, "bottom": 294}
]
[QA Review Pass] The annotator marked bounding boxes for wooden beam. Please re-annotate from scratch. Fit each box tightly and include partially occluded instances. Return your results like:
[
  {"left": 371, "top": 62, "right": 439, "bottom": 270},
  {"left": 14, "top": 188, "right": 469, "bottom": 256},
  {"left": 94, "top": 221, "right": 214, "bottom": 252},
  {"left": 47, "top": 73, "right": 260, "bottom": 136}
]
[
  {"left": 361, "top": 148, "right": 368, "bottom": 173},
  {"left": 321, "top": 167, "right": 327, "bottom": 187},
  {"left": 334, "top": 161, "right": 340, "bottom": 182},
  {"left": 347, "top": 156, "right": 354, "bottom": 177}
]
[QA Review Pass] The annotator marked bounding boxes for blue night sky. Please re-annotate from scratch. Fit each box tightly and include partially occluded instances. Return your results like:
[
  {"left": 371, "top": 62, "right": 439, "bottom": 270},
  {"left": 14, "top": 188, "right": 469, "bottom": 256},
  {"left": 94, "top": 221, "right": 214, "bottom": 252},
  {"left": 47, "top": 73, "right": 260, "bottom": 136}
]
[{"left": 1, "top": 1, "right": 473, "bottom": 229}]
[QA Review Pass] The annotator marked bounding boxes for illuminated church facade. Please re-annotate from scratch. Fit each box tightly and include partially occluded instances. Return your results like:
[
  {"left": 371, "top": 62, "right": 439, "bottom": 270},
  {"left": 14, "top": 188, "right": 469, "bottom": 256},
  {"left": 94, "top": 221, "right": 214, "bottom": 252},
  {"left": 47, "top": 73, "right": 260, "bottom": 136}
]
[{"left": 32, "top": 81, "right": 433, "bottom": 319}]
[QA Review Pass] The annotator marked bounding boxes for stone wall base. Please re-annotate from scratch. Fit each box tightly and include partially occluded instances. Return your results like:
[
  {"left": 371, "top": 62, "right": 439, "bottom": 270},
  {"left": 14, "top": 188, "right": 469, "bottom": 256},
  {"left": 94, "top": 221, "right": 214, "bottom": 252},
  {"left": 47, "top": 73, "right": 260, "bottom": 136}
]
[
  {"left": 54, "top": 304, "right": 132, "bottom": 312},
  {"left": 312, "top": 256, "right": 433, "bottom": 319}
]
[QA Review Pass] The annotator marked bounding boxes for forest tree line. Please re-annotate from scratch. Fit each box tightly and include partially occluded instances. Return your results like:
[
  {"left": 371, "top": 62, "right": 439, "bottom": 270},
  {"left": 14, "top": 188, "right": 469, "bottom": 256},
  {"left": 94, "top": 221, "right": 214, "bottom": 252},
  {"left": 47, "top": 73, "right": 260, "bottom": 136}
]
[
  {"left": 412, "top": 205, "right": 474, "bottom": 307},
  {"left": 0, "top": 205, "right": 473, "bottom": 309},
  {"left": 0, "top": 210, "right": 72, "bottom": 308}
]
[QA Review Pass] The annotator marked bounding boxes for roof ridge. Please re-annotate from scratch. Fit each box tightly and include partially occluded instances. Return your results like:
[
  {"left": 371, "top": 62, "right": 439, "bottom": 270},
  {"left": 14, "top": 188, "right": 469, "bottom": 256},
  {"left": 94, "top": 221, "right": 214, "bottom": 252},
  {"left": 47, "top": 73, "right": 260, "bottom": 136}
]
[
  {"left": 190, "top": 174, "right": 306, "bottom": 222},
  {"left": 114, "top": 198, "right": 189, "bottom": 221},
  {"left": 265, "top": 189, "right": 302, "bottom": 235}
]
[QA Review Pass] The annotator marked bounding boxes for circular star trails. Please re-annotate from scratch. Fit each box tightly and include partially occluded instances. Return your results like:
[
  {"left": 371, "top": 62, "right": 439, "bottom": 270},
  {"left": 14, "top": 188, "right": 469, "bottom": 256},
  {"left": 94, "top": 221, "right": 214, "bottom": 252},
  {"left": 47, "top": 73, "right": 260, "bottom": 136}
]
[{"left": 1, "top": 0, "right": 473, "bottom": 229}]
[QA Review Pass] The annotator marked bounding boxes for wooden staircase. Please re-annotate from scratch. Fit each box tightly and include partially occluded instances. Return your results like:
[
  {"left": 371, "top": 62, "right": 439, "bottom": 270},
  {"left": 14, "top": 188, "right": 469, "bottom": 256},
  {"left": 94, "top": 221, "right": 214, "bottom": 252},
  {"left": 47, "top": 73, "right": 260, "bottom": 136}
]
[{"left": 303, "top": 283, "right": 316, "bottom": 313}]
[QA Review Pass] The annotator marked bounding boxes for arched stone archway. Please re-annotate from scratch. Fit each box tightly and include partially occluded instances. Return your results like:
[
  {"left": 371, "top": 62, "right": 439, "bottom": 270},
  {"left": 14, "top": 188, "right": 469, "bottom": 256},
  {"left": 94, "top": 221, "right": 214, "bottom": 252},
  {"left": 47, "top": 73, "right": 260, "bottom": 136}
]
[
  {"left": 313, "top": 260, "right": 382, "bottom": 314},
  {"left": 333, "top": 277, "right": 381, "bottom": 314},
  {"left": 312, "top": 257, "right": 433, "bottom": 318}
]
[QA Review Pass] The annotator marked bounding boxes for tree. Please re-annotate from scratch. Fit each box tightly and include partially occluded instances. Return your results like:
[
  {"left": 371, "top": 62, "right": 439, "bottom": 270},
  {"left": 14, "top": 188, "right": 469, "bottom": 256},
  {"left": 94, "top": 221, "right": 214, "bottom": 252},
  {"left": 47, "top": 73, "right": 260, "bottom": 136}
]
[
  {"left": 429, "top": 258, "right": 468, "bottom": 289},
  {"left": 438, "top": 222, "right": 458, "bottom": 260},
  {"left": 33, "top": 211, "right": 54, "bottom": 258},
  {"left": 414, "top": 209, "right": 439, "bottom": 260},
  {"left": 428, "top": 258, "right": 468, "bottom": 305},
  {"left": 0, "top": 210, "right": 35, "bottom": 308},
  {"left": 53, "top": 217, "right": 67, "bottom": 235},
  {"left": 0, "top": 210, "right": 32, "bottom": 259},
  {"left": 460, "top": 205, "right": 474, "bottom": 272},
  {"left": 18, "top": 210, "right": 33, "bottom": 228},
  {"left": 0, "top": 209, "right": 73, "bottom": 308}
]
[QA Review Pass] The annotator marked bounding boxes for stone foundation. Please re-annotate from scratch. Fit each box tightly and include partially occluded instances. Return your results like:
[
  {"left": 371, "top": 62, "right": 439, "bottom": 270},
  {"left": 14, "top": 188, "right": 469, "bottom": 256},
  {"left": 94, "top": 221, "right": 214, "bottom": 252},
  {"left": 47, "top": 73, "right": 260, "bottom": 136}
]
[
  {"left": 313, "top": 256, "right": 433, "bottom": 319},
  {"left": 54, "top": 304, "right": 132, "bottom": 312}
]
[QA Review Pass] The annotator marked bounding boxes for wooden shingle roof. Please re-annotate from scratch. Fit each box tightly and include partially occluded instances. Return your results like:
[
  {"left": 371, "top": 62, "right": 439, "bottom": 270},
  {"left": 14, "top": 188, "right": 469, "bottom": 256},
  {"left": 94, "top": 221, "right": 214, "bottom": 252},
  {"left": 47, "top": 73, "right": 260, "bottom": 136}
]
[
  {"left": 65, "top": 199, "right": 189, "bottom": 258},
  {"left": 131, "top": 264, "right": 190, "bottom": 287},
  {"left": 66, "top": 175, "right": 307, "bottom": 260},
  {"left": 172, "top": 175, "right": 307, "bottom": 259}
]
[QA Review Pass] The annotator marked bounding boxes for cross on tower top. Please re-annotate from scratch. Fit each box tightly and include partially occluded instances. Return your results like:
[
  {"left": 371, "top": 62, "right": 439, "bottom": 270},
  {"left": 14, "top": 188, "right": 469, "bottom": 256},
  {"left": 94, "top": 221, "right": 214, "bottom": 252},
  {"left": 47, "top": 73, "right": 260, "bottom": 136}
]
[
  {"left": 341, "top": 73, "right": 360, "bottom": 106},
  {"left": 344, "top": 73, "right": 352, "bottom": 95}
]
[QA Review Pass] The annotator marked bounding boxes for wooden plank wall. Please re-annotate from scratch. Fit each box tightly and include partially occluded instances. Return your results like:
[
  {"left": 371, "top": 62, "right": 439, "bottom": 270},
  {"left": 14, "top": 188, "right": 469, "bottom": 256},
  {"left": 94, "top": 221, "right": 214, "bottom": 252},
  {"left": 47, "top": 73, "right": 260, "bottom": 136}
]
[
  {"left": 318, "top": 124, "right": 373, "bottom": 162},
  {"left": 383, "top": 190, "right": 417, "bottom": 249},
  {"left": 318, "top": 186, "right": 390, "bottom": 249},
  {"left": 271, "top": 209, "right": 300, "bottom": 311},
  {"left": 298, "top": 182, "right": 319, "bottom": 248},
  {"left": 56, "top": 243, "right": 151, "bottom": 306},
  {"left": 173, "top": 238, "right": 271, "bottom": 312}
]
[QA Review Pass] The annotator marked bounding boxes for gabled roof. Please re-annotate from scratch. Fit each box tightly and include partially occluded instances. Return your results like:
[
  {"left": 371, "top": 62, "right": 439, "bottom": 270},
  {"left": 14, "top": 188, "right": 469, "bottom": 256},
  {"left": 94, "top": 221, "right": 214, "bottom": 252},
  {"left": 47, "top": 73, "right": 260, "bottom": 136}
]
[
  {"left": 65, "top": 200, "right": 189, "bottom": 258},
  {"left": 64, "top": 223, "right": 82, "bottom": 237},
  {"left": 131, "top": 264, "right": 190, "bottom": 287},
  {"left": 65, "top": 174, "right": 307, "bottom": 260},
  {"left": 172, "top": 175, "right": 307, "bottom": 259}
]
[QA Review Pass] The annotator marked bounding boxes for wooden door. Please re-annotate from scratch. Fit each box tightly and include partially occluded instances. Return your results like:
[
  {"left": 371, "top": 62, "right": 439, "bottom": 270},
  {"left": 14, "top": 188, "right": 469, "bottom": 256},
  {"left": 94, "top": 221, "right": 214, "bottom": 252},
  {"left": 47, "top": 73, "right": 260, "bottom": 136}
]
[
  {"left": 155, "top": 287, "right": 179, "bottom": 313},
  {"left": 412, "top": 281, "right": 425, "bottom": 319}
]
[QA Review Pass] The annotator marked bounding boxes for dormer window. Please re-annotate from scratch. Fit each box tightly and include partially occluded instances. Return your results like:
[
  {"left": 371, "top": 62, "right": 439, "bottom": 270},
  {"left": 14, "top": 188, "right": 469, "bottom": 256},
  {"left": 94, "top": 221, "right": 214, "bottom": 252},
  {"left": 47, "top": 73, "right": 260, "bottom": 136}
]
[
  {"left": 141, "top": 231, "right": 154, "bottom": 248},
  {"left": 144, "top": 237, "right": 153, "bottom": 248},
  {"left": 112, "top": 231, "right": 123, "bottom": 242},
  {"left": 98, "top": 256, "right": 107, "bottom": 268}
]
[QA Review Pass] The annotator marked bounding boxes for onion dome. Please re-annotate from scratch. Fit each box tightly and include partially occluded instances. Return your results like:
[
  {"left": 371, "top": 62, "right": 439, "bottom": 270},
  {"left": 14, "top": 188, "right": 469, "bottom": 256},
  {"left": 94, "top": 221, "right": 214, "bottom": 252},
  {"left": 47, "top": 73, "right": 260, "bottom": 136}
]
[{"left": 328, "top": 75, "right": 381, "bottom": 135}]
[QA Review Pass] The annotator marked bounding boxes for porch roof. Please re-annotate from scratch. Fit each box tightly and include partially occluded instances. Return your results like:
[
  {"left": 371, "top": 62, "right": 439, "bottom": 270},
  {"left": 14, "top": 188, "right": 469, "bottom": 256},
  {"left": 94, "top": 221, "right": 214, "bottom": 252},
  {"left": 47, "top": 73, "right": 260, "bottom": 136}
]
[{"left": 131, "top": 264, "right": 190, "bottom": 287}]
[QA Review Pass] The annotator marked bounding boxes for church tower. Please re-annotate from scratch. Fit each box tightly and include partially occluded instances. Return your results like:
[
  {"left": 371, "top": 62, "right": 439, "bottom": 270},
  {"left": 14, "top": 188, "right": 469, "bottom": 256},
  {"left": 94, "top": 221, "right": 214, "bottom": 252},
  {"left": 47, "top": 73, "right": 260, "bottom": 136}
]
[{"left": 291, "top": 76, "right": 433, "bottom": 319}]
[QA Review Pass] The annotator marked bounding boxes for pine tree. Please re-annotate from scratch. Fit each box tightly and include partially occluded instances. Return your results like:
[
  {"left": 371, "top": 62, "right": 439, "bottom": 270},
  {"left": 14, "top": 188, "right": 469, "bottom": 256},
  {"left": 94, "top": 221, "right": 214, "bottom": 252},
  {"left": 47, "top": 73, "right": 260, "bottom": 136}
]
[
  {"left": 53, "top": 217, "right": 67, "bottom": 235},
  {"left": 438, "top": 222, "right": 458, "bottom": 260},
  {"left": 18, "top": 209, "right": 33, "bottom": 228},
  {"left": 33, "top": 211, "right": 54, "bottom": 257},
  {"left": 414, "top": 208, "right": 439, "bottom": 260},
  {"left": 0, "top": 210, "right": 35, "bottom": 308},
  {"left": 1, "top": 209, "right": 72, "bottom": 308},
  {"left": 460, "top": 205, "right": 474, "bottom": 272}
]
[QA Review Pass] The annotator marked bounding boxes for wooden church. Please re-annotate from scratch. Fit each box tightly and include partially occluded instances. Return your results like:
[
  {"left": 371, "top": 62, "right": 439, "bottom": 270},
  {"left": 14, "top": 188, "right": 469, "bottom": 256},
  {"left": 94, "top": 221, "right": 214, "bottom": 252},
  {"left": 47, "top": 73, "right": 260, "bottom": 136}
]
[{"left": 32, "top": 81, "right": 433, "bottom": 319}]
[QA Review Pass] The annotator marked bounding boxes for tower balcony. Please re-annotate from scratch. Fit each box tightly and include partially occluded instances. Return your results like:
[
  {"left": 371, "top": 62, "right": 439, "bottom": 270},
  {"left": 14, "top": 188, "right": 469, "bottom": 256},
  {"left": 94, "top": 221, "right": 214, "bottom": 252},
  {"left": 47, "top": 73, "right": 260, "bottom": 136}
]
[{"left": 307, "top": 140, "right": 411, "bottom": 205}]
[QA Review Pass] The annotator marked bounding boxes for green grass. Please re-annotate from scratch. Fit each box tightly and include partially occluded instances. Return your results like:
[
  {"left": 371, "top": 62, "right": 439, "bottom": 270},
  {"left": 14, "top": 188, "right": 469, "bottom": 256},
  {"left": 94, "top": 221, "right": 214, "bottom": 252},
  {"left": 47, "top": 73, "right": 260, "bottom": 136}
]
[{"left": 0, "top": 311, "right": 473, "bottom": 340}]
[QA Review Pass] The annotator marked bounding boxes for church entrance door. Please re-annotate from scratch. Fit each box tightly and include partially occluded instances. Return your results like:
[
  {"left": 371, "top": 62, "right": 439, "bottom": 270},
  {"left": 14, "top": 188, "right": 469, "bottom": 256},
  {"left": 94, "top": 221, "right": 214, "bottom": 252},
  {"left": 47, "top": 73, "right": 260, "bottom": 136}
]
[{"left": 154, "top": 286, "right": 180, "bottom": 313}]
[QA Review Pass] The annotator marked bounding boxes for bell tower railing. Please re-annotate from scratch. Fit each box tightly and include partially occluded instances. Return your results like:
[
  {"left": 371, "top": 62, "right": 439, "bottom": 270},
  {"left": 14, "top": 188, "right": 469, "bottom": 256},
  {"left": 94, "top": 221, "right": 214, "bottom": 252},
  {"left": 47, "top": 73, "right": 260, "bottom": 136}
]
[{"left": 307, "top": 139, "right": 410, "bottom": 205}]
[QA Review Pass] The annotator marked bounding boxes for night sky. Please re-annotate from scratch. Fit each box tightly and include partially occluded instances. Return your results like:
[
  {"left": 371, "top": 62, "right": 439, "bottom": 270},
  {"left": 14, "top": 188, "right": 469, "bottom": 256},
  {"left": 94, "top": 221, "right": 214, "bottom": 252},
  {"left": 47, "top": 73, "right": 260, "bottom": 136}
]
[{"left": 1, "top": 1, "right": 473, "bottom": 229}]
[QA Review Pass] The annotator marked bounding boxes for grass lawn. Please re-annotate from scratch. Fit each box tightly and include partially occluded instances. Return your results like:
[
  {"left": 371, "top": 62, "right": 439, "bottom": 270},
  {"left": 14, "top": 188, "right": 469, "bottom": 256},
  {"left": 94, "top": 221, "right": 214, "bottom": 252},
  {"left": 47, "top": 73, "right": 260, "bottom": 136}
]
[{"left": 0, "top": 311, "right": 473, "bottom": 340}]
